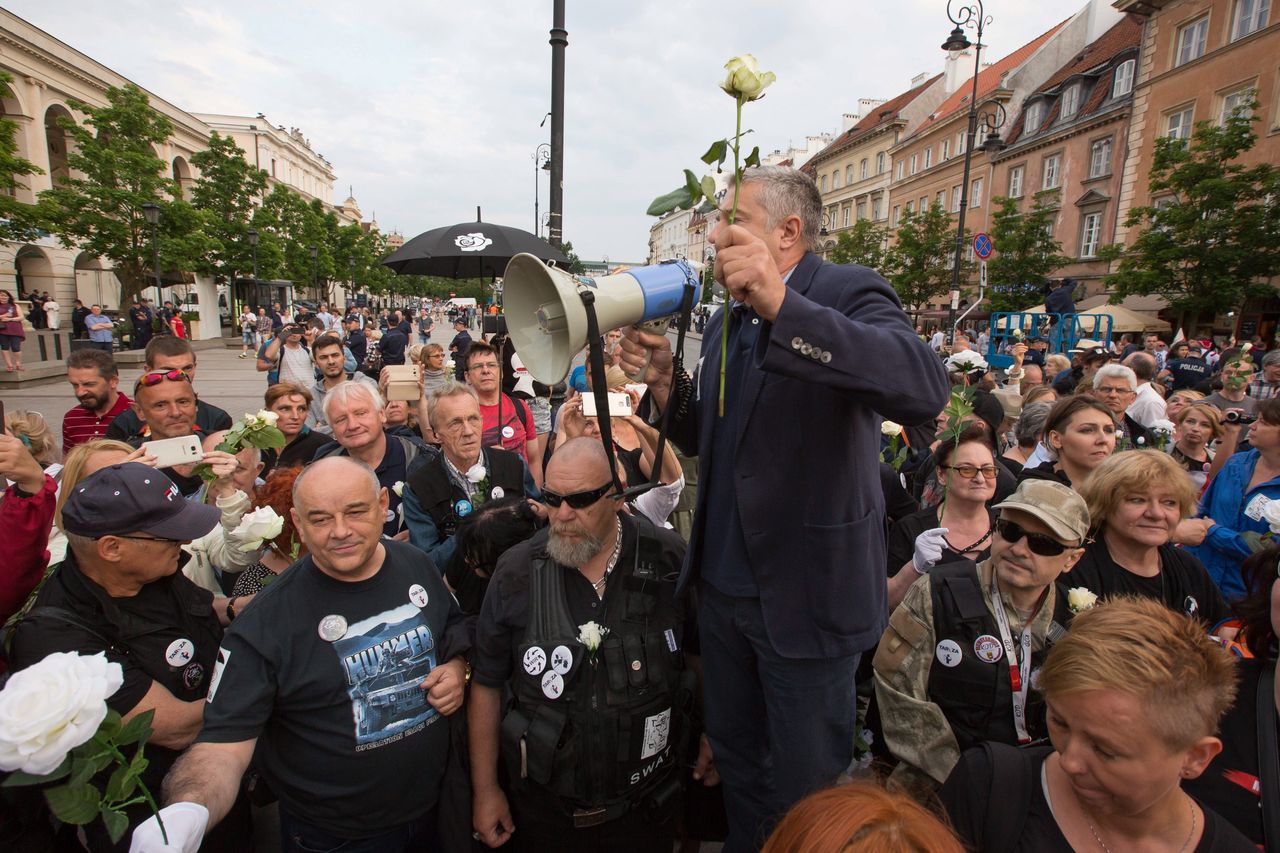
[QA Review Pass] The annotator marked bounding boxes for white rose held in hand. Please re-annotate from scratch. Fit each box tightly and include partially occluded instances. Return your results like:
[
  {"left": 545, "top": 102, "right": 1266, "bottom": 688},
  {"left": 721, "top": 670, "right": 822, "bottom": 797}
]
[
  {"left": 881, "top": 420, "right": 903, "bottom": 437},
  {"left": 1067, "top": 587, "right": 1099, "bottom": 613},
  {"left": 720, "top": 54, "right": 776, "bottom": 101},
  {"left": 231, "top": 506, "right": 284, "bottom": 551},
  {"left": 0, "top": 652, "right": 123, "bottom": 775}
]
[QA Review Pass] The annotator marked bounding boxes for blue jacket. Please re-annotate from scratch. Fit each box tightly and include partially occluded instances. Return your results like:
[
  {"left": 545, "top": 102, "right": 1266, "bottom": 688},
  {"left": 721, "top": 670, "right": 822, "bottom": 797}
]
[
  {"left": 668, "top": 252, "right": 950, "bottom": 657},
  {"left": 1186, "top": 448, "right": 1280, "bottom": 600}
]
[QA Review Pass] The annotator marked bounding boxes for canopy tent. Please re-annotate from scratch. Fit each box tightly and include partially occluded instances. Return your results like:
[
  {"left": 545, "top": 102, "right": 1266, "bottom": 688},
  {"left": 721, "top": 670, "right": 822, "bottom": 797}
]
[{"left": 1073, "top": 303, "right": 1170, "bottom": 334}]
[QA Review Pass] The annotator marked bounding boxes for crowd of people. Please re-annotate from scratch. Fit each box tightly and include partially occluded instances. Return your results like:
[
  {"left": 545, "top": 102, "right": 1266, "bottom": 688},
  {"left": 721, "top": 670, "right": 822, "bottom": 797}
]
[{"left": 1, "top": 164, "right": 1276, "bottom": 853}]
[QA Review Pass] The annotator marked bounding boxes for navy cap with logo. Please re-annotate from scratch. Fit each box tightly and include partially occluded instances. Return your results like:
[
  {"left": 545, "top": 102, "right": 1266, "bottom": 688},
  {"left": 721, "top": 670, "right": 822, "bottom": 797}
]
[{"left": 62, "top": 462, "right": 221, "bottom": 541}]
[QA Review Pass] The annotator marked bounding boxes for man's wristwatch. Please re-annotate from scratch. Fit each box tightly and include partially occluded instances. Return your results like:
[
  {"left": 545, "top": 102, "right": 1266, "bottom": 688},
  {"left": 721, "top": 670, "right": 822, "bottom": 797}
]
[{"left": 226, "top": 596, "right": 240, "bottom": 622}]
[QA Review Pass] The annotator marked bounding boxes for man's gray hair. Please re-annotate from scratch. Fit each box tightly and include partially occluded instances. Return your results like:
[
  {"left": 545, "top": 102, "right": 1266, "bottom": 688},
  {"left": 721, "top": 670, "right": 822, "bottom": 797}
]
[
  {"left": 322, "top": 380, "right": 384, "bottom": 422},
  {"left": 1016, "top": 401, "right": 1053, "bottom": 449},
  {"left": 426, "top": 382, "right": 480, "bottom": 430},
  {"left": 1262, "top": 350, "right": 1280, "bottom": 368},
  {"left": 739, "top": 165, "right": 823, "bottom": 252},
  {"left": 1093, "top": 363, "right": 1137, "bottom": 392}
]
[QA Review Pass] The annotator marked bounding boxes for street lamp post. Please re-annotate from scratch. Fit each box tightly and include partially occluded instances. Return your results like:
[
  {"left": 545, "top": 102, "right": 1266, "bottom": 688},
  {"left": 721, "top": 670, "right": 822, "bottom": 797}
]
[
  {"left": 308, "top": 244, "right": 319, "bottom": 302},
  {"left": 247, "top": 228, "right": 259, "bottom": 279},
  {"left": 941, "top": 0, "right": 1007, "bottom": 347},
  {"left": 534, "top": 143, "right": 551, "bottom": 239},
  {"left": 142, "top": 202, "right": 162, "bottom": 307}
]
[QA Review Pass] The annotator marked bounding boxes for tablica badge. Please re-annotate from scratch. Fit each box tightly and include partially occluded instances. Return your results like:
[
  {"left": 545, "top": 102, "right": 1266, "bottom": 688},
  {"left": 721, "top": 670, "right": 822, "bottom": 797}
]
[
  {"left": 165, "top": 638, "right": 195, "bottom": 668},
  {"left": 973, "top": 634, "right": 1004, "bottom": 663},
  {"left": 541, "top": 670, "right": 564, "bottom": 699},
  {"left": 935, "top": 639, "right": 962, "bottom": 668},
  {"left": 409, "top": 584, "right": 429, "bottom": 608}
]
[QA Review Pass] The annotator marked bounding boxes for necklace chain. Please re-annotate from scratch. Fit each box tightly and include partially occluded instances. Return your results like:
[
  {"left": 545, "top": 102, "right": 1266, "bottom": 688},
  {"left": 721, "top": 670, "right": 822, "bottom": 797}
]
[
  {"left": 583, "top": 518, "right": 623, "bottom": 598},
  {"left": 1087, "top": 795, "right": 1195, "bottom": 853},
  {"left": 943, "top": 522, "right": 994, "bottom": 555}
]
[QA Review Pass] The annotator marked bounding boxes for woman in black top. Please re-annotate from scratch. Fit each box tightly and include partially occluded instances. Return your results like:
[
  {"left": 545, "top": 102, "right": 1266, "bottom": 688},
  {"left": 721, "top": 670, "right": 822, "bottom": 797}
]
[
  {"left": 258, "top": 384, "right": 331, "bottom": 476},
  {"left": 1073, "top": 450, "right": 1229, "bottom": 627},
  {"left": 1018, "top": 396, "right": 1116, "bottom": 490},
  {"left": 1169, "top": 402, "right": 1222, "bottom": 491},
  {"left": 942, "top": 598, "right": 1252, "bottom": 852}
]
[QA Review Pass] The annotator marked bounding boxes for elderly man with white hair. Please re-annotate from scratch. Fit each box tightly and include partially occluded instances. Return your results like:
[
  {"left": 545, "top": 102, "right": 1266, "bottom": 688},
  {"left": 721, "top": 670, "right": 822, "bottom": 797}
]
[
  {"left": 314, "top": 381, "right": 433, "bottom": 537},
  {"left": 1091, "top": 363, "right": 1157, "bottom": 448}
]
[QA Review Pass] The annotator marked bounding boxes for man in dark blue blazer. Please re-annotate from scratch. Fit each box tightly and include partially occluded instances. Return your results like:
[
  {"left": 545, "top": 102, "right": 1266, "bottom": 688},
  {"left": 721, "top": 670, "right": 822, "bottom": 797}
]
[{"left": 622, "top": 166, "right": 949, "bottom": 851}]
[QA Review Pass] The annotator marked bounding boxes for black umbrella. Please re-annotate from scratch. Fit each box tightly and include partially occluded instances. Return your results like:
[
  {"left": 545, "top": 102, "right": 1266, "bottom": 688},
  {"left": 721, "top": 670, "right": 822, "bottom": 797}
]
[{"left": 382, "top": 207, "right": 569, "bottom": 278}]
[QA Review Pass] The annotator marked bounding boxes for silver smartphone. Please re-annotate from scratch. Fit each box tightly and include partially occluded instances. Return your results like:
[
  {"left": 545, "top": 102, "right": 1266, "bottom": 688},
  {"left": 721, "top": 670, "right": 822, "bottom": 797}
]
[
  {"left": 141, "top": 435, "right": 204, "bottom": 468},
  {"left": 581, "top": 392, "right": 632, "bottom": 418}
]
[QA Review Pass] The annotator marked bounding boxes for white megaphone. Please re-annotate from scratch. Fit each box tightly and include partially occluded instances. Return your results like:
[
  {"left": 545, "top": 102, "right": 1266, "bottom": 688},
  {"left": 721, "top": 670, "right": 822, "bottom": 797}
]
[{"left": 502, "top": 253, "right": 701, "bottom": 385}]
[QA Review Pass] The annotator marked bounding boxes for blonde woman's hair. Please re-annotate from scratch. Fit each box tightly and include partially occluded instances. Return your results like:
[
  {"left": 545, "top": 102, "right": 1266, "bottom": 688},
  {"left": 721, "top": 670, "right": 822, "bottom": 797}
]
[
  {"left": 1077, "top": 450, "right": 1198, "bottom": 532},
  {"left": 5, "top": 410, "right": 59, "bottom": 466},
  {"left": 1039, "top": 596, "right": 1237, "bottom": 750},
  {"left": 56, "top": 439, "right": 135, "bottom": 530},
  {"left": 1022, "top": 385, "right": 1057, "bottom": 406},
  {"left": 1173, "top": 401, "right": 1225, "bottom": 440}
]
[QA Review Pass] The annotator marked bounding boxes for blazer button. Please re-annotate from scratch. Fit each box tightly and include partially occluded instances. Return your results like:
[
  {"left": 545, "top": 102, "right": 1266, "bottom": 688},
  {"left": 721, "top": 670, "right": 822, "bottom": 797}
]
[
  {"left": 800, "top": 343, "right": 812, "bottom": 355},
  {"left": 811, "top": 348, "right": 823, "bottom": 360},
  {"left": 791, "top": 336, "right": 803, "bottom": 349},
  {"left": 820, "top": 351, "right": 832, "bottom": 364}
]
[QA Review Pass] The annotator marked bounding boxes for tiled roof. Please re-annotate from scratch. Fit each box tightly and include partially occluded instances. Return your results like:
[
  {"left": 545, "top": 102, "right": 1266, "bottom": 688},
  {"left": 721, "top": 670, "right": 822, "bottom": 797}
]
[
  {"left": 906, "top": 18, "right": 1070, "bottom": 140},
  {"left": 803, "top": 74, "right": 943, "bottom": 173}
]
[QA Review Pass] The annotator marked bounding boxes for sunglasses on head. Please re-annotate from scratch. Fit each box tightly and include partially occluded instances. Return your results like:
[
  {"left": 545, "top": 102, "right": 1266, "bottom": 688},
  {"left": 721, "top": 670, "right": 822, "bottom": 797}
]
[
  {"left": 134, "top": 369, "right": 190, "bottom": 391},
  {"left": 995, "top": 518, "right": 1072, "bottom": 557},
  {"left": 542, "top": 482, "right": 614, "bottom": 509}
]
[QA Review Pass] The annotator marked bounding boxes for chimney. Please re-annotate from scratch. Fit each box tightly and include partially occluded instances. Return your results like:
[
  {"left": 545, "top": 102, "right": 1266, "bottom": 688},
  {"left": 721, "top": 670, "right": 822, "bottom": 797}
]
[
  {"left": 911, "top": 71, "right": 930, "bottom": 87},
  {"left": 943, "top": 47, "right": 976, "bottom": 95},
  {"left": 842, "top": 113, "right": 861, "bottom": 132}
]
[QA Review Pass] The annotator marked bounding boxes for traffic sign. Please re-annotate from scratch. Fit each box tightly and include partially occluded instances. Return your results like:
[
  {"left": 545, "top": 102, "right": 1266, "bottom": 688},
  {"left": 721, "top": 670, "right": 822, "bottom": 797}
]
[
  {"left": 973, "top": 232, "right": 994, "bottom": 260},
  {"left": 979, "top": 260, "right": 988, "bottom": 288}
]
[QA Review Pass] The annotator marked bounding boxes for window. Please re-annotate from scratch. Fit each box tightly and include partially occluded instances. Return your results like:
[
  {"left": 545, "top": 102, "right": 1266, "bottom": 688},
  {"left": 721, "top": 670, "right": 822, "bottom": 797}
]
[
  {"left": 919, "top": 196, "right": 928, "bottom": 211},
  {"left": 1043, "top": 218, "right": 1055, "bottom": 239},
  {"left": 821, "top": 175, "right": 828, "bottom": 191},
  {"left": 1060, "top": 84, "right": 1081, "bottom": 120},
  {"left": 896, "top": 161, "right": 905, "bottom": 180},
  {"left": 892, "top": 204, "right": 901, "bottom": 225},
  {"left": 856, "top": 200, "right": 866, "bottom": 221},
  {"left": 1221, "top": 87, "right": 1255, "bottom": 123},
  {"left": 843, "top": 205, "right": 851, "bottom": 228},
  {"left": 937, "top": 190, "right": 947, "bottom": 208},
  {"left": 957, "top": 132, "right": 967, "bottom": 154},
  {"left": 905, "top": 201, "right": 913, "bottom": 215},
  {"left": 1233, "top": 0, "right": 1271, "bottom": 40},
  {"left": 1024, "top": 101, "right": 1044, "bottom": 133},
  {"left": 1165, "top": 105, "right": 1194, "bottom": 141},
  {"left": 1008, "top": 165, "right": 1025, "bottom": 198},
  {"left": 909, "top": 153, "right": 918, "bottom": 175},
  {"left": 1176, "top": 16, "right": 1209, "bottom": 66},
  {"left": 1042, "top": 154, "right": 1062, "bottom": 189},
  {"left": 1112, "top": 59, "right": 1136, "bottom": 98},
  {"left": 952, "top": 184, "right": 963, "bottom": 212},
  {"left": 876, "top": 152, "right": 886, "bottom": 174},
  {"left": 872, "top": 197, "right": 883, "bottom": 220},
  {"left": 970, "top": 177, "right": 984, "bottom": 208},
  {"left": 1089, "top": 138, "right": 1113, "bottom": 178},
  {"left": 832, "top": 171, "right": 841, "bottom": 189},
  {"left": 923, "top": 147, "right": 933, "bottom": 169},
  {"left": 860, "top": 158, "right": 869, "bottom": 179},
  {"left": 941, "top": 138, "right": 951, "bottom": 160},
  {"left": 1080, "top": 212, "right": 1103, "bottom": 257}
]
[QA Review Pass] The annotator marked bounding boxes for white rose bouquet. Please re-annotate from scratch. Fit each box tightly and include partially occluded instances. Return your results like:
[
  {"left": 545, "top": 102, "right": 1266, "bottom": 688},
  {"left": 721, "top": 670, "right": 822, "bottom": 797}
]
[
  {"left": 0, "top": 652, "right": 168, "bottom": 844},
  {"left": 194, "top": 409, "right": 286, "bottom": 483}
]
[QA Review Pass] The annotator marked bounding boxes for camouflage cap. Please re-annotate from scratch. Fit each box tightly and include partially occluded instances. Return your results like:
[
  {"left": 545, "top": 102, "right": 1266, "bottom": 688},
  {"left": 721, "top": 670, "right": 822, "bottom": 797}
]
[{"left": 992, "top": 479, "right": 1090, "bottom": 544}]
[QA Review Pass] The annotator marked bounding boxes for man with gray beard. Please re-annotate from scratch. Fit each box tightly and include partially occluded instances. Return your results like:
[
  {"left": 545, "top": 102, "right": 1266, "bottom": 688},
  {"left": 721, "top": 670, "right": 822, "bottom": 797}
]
[{"left": 468, "top": 439, "right": 706, "bottom": 852}]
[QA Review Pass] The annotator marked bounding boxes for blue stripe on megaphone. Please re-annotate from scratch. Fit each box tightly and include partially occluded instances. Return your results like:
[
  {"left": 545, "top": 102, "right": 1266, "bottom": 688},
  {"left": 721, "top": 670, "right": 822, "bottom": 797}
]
[{"left": 626, "top": 261, "right": 701, "bottom": 321}]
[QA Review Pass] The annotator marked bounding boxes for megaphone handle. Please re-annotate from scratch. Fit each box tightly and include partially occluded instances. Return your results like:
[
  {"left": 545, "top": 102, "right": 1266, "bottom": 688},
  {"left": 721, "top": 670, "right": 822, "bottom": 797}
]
[
  {"left": 623, "top": 318, "right": 670, "bottom": 383},
  {"left": 578, "top": 291, "right": 626, "bottom": 497}
]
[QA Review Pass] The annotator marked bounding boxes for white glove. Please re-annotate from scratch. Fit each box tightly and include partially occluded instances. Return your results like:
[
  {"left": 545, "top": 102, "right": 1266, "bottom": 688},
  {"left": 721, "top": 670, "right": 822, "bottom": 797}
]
[
  {"left": 913, "top": 527, "right": 949, "bottom": 575},
  {"left": 129, "top": 802, "right": 209, "bottom": 853}
]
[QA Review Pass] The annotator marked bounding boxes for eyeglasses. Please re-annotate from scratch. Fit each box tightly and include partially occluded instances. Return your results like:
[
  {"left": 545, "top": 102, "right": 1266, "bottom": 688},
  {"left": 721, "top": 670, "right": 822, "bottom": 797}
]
[
  {"left": 468, "top": 362, "right": 499, "bottom": 373},
  {"left": 542, "top": 482, "right": 614, "bottom": 509},
  {"left": 942, "top": 464, "right": 999, "bottom": 480},
  {"left": 133, "top": 369, "right": 190, "bottom": 391},
  {"left": 995, "top": 518, "right": 1071, "bottom": 557}
]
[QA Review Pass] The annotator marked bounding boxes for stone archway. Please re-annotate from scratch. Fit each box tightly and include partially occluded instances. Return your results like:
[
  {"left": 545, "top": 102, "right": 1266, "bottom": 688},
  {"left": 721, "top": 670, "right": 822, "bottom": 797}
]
[
  {"left": 14, "top": 245, "right": 55, "bottom": 303},
  {"left": 172, "top": 155, "right": 193, "bottom": 200},
  {"left": 44, "top": 104, "right": 74, "bottom": 185},
  {"left": 74, "top": 252, "right": 119, "bottom": 310},
  {"left": 0, "top": 80, "right": 34, "bottom": 203}
]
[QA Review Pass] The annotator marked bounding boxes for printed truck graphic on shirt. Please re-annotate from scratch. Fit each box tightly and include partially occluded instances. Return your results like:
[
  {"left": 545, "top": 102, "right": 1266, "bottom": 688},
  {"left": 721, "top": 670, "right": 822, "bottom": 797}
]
[{"left": 333, "top": 604, "right": 439, "bottom": 747}]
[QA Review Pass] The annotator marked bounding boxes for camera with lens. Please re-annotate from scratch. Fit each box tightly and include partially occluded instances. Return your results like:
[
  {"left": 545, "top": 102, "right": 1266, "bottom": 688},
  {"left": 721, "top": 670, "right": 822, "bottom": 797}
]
[{"left": 1224, "top": 410, "right": 1256, "bottom": 425}]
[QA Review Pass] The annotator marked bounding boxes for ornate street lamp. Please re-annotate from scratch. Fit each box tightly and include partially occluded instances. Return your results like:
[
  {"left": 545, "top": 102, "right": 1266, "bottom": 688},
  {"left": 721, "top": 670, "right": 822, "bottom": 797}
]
[
  {"left": 942, "top": 0, "right": 1006, "bottom": 346},
  {"left": 142, "top": 202, "right": 162, "bottom": 306}
]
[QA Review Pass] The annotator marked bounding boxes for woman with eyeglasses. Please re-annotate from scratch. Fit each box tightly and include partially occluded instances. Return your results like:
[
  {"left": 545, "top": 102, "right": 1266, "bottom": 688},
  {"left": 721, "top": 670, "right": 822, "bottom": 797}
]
[
  {"left": 886, "top": 425, "right": 999, "bottom": 610},
  {"left": 1019, "top": 396, "right": 1117, "bottom": 490},
  {"left": 1072, "top": 451, "right": 1228, "bottom": 627}
]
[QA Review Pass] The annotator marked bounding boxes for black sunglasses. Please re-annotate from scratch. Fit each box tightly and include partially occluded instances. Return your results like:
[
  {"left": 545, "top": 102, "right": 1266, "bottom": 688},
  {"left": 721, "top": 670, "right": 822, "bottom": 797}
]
[
  {"left": 995, "top": 518, "right": 1071, "bottom": 557},
  {"left": 542, "top": 482, "right": 614, "bottom": 509}
]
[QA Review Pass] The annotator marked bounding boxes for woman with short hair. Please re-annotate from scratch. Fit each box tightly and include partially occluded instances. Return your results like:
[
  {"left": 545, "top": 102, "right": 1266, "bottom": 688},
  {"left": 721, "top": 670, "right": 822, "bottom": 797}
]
[
  {"left": 258, "top": 384, "right": 330, "bottom": 475},
  {"left": 1171, "top": 402, "right": 1223, "bottom": 490}
]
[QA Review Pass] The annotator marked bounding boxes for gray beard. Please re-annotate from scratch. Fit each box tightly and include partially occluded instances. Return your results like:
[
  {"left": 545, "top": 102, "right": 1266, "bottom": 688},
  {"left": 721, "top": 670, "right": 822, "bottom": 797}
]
[{"left": 546, "top": 528, "right": 604, "bottom": 568}]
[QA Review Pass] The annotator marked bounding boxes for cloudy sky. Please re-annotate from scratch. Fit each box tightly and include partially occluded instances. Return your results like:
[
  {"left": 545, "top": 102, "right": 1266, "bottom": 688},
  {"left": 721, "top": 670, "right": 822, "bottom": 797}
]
[{"left": 13, "top": 0, "right": 1091, "bottom": 262}]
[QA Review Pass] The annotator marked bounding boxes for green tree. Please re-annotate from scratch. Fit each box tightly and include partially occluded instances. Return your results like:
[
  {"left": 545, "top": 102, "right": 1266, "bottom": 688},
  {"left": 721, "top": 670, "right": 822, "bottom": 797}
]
[
  {"left": 0, "top": 70, "right": 42, "bottom": 241},
  {"left": 560, "top": 240, "right": 587, "bottom": 275},
  {"left": 888, "top": 202, "right": 968, "bottom": 313},
  {"left": 188, "top": 132, "right": 269, "bottom": 283},
  {"left": 1100, "top": 101, "right": 1280, "bottom": 332},
  {"left": 986, "top": 192, "right": 1071, "bottom": 312},
  {"left": 830, "top": 218, "right": 892, "bottom": 272},
  {"left": 38, "top": 84, "right": 211, "bottom": 305}
]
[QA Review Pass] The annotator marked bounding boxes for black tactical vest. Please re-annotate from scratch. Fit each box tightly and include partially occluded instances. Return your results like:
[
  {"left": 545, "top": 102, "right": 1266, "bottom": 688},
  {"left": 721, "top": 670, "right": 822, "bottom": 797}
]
[
  {"left": 406, "top": 446, "right": 526, "bottom": 539},
  {"left": 926, "top": 560, "right": 1072, "bottom": 752},
  {"left": 500, "top": 517, "right": 692, "bottom": 811}
]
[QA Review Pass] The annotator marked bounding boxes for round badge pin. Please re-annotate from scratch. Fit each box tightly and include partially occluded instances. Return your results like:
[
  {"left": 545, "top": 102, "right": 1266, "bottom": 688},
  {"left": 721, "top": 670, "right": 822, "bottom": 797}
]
[
  {"left": 409, "top": 584, "right": 429, "bottom": 608},
  {"left": 455, "top": 499, "right": 473, "bottom": 518},
  {"left": 541, "top": 670, "right": 564, "bottom": 699},
  {"left": 550, "top": 645, "right": 573, "bottom": 675},
  {"left": 165, "top": 638, "right": 195, "bottom": 668},
  {"left": 1184, "top": 596, "right": 1199, "bottom": 617},
  {"left": 523, "top": 646, "right": 547, "bottom": 676},
  {"left": 973, "top": 634, "right": 1004, "bottom": 663},
  {"left": 385, "top": 508, "right": 396, "bottom": 523},
  {"left": 490, "top": 486, "right": 505, "bottom": 500},
  {"left": 501, "top": 425, "right": 515, "bottom": 439},
  {"left": 935, "top": 639, "right": 963, "bottom": 668},
  {"left": 318, "top": 614, "right": 348, "bottom": 642},
  {"left": 182, "top": 662, "right": 205, "bottom": 690}
]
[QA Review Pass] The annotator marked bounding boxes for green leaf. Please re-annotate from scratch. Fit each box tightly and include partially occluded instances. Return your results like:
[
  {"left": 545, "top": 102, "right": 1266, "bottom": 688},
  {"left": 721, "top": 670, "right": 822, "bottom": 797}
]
[
  {"left": 69, "top": 756, "right": 98, "bottom": 787},
  {"left": 744, "top": 146, "right": 761, "bottom": 169},
  {"left": 98, "top": 709, "right": 123, "bottom": 740},
  {"left": 116, "top": 709, "right": 155, "bottom": 747},
  {"left": 104, "top": 764, "right": 137, "bottom": 803},
  {"left": 44, "top": 783, "right": 101, "bottom": 825},
  {"left": 683, "top": 169, "right": 702, "bottom": 201},
  {"left": 700, "top": 140, "right": 728, "bottom": 168},
  {"left": 101, "top": 808, "right": 129, "bottom": 844},
  {"left": 2, "top": 759, "right": 70, "bottom": 787},
  {"left": 700, "top": 176, "right": 718, "bottom": 207},
  {"left": 647, "top": 187, "right": 695, "bottom": 217}
]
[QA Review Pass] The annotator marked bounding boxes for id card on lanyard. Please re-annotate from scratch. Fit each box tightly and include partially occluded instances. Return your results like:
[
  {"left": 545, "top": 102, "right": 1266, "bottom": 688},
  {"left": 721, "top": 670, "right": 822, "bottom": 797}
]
[{"left": 990, "top": 576, "right": 1034, "bottom": 744}]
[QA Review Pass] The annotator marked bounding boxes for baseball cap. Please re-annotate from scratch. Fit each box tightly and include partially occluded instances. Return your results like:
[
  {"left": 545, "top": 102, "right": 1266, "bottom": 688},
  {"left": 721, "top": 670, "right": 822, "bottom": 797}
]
[
  {"left": 1068, "top": 339, "right": 1104, "bottom": 354},
  {"left": 992, "top": 479, "right": 1090, "bottom": 543},
  {"left": 62, "top": 463, "right": 221, "bottom": 541}
]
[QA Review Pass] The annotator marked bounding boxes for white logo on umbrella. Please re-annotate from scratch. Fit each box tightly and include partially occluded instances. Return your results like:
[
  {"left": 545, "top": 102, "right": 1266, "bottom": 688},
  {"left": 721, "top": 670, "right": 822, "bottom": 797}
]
[{"left": 455, "top": 233, "right": 493, "bottom": 252}]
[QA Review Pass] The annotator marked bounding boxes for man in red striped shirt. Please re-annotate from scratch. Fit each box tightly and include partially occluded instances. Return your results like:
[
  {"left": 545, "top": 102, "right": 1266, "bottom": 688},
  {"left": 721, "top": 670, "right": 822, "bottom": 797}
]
[{"left": 62, "top": 348, "right": 131, "bottom": 455}]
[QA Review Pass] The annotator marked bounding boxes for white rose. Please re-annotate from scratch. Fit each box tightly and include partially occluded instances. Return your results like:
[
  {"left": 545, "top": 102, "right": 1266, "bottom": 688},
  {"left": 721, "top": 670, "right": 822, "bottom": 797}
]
[
  {"left": 0, "top": 652, "right": 123, "bottom": 776},
  {"left": 242, "top": 412, "right": 261, "bottom": 429},
  {"left": 719, "top": 54, "right": 776, "bottom": 102},
  {"left": 1066, "top": 587, "right": 1099, "bottom": 613},
  {"left": 881, "top": 420, "right": 903, "bottom": 437},
  {"left": 1263, "top": 501, "right": 1280, "bottom": 535},
  {"left": 255, "top": 410, "right": 280, "bottom": 427},
  {"left": 392, "top": 481, "right": 405, "bottom": 498},
  {"left": 232, "top": 506, "right": 284, "bottom": 551},
  {"left": 466, "top": 463, "right": 487, "bottom": 484},
  {"left": 576, "top": 621, "right": 609, "bottom": 652}
]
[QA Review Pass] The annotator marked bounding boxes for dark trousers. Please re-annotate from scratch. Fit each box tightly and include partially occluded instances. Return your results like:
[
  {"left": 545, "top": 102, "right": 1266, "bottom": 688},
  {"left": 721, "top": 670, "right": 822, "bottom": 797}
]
[
  {"left": 279, "top": 808, "right": 436, "bottom": 853},
  {"left": 510, "top": 793, "right": 676, "bottom": 853},
  {"left": 698, "top": 583, "right": 860, "bottom": 853},
  {"left": 90, "top": 341, "right": 113, "bottom": 352}
]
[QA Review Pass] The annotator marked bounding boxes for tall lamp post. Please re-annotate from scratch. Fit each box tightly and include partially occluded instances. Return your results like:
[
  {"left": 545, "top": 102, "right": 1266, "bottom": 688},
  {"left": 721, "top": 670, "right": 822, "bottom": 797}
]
[
  {"left": 142, "top": 202, "right": 162, "bottom": 307},
  {"left": 308, "top": 244, "right": 319, "bottom": 303},
  {"left": 246, "top": 228, "right": 259, "bottom": 315},
  {"left": 533, "top": 143, "right": 551, "bottom": 239},
  {"left": 941, "top": 0, "right": 1006, "bottom": 346}
]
